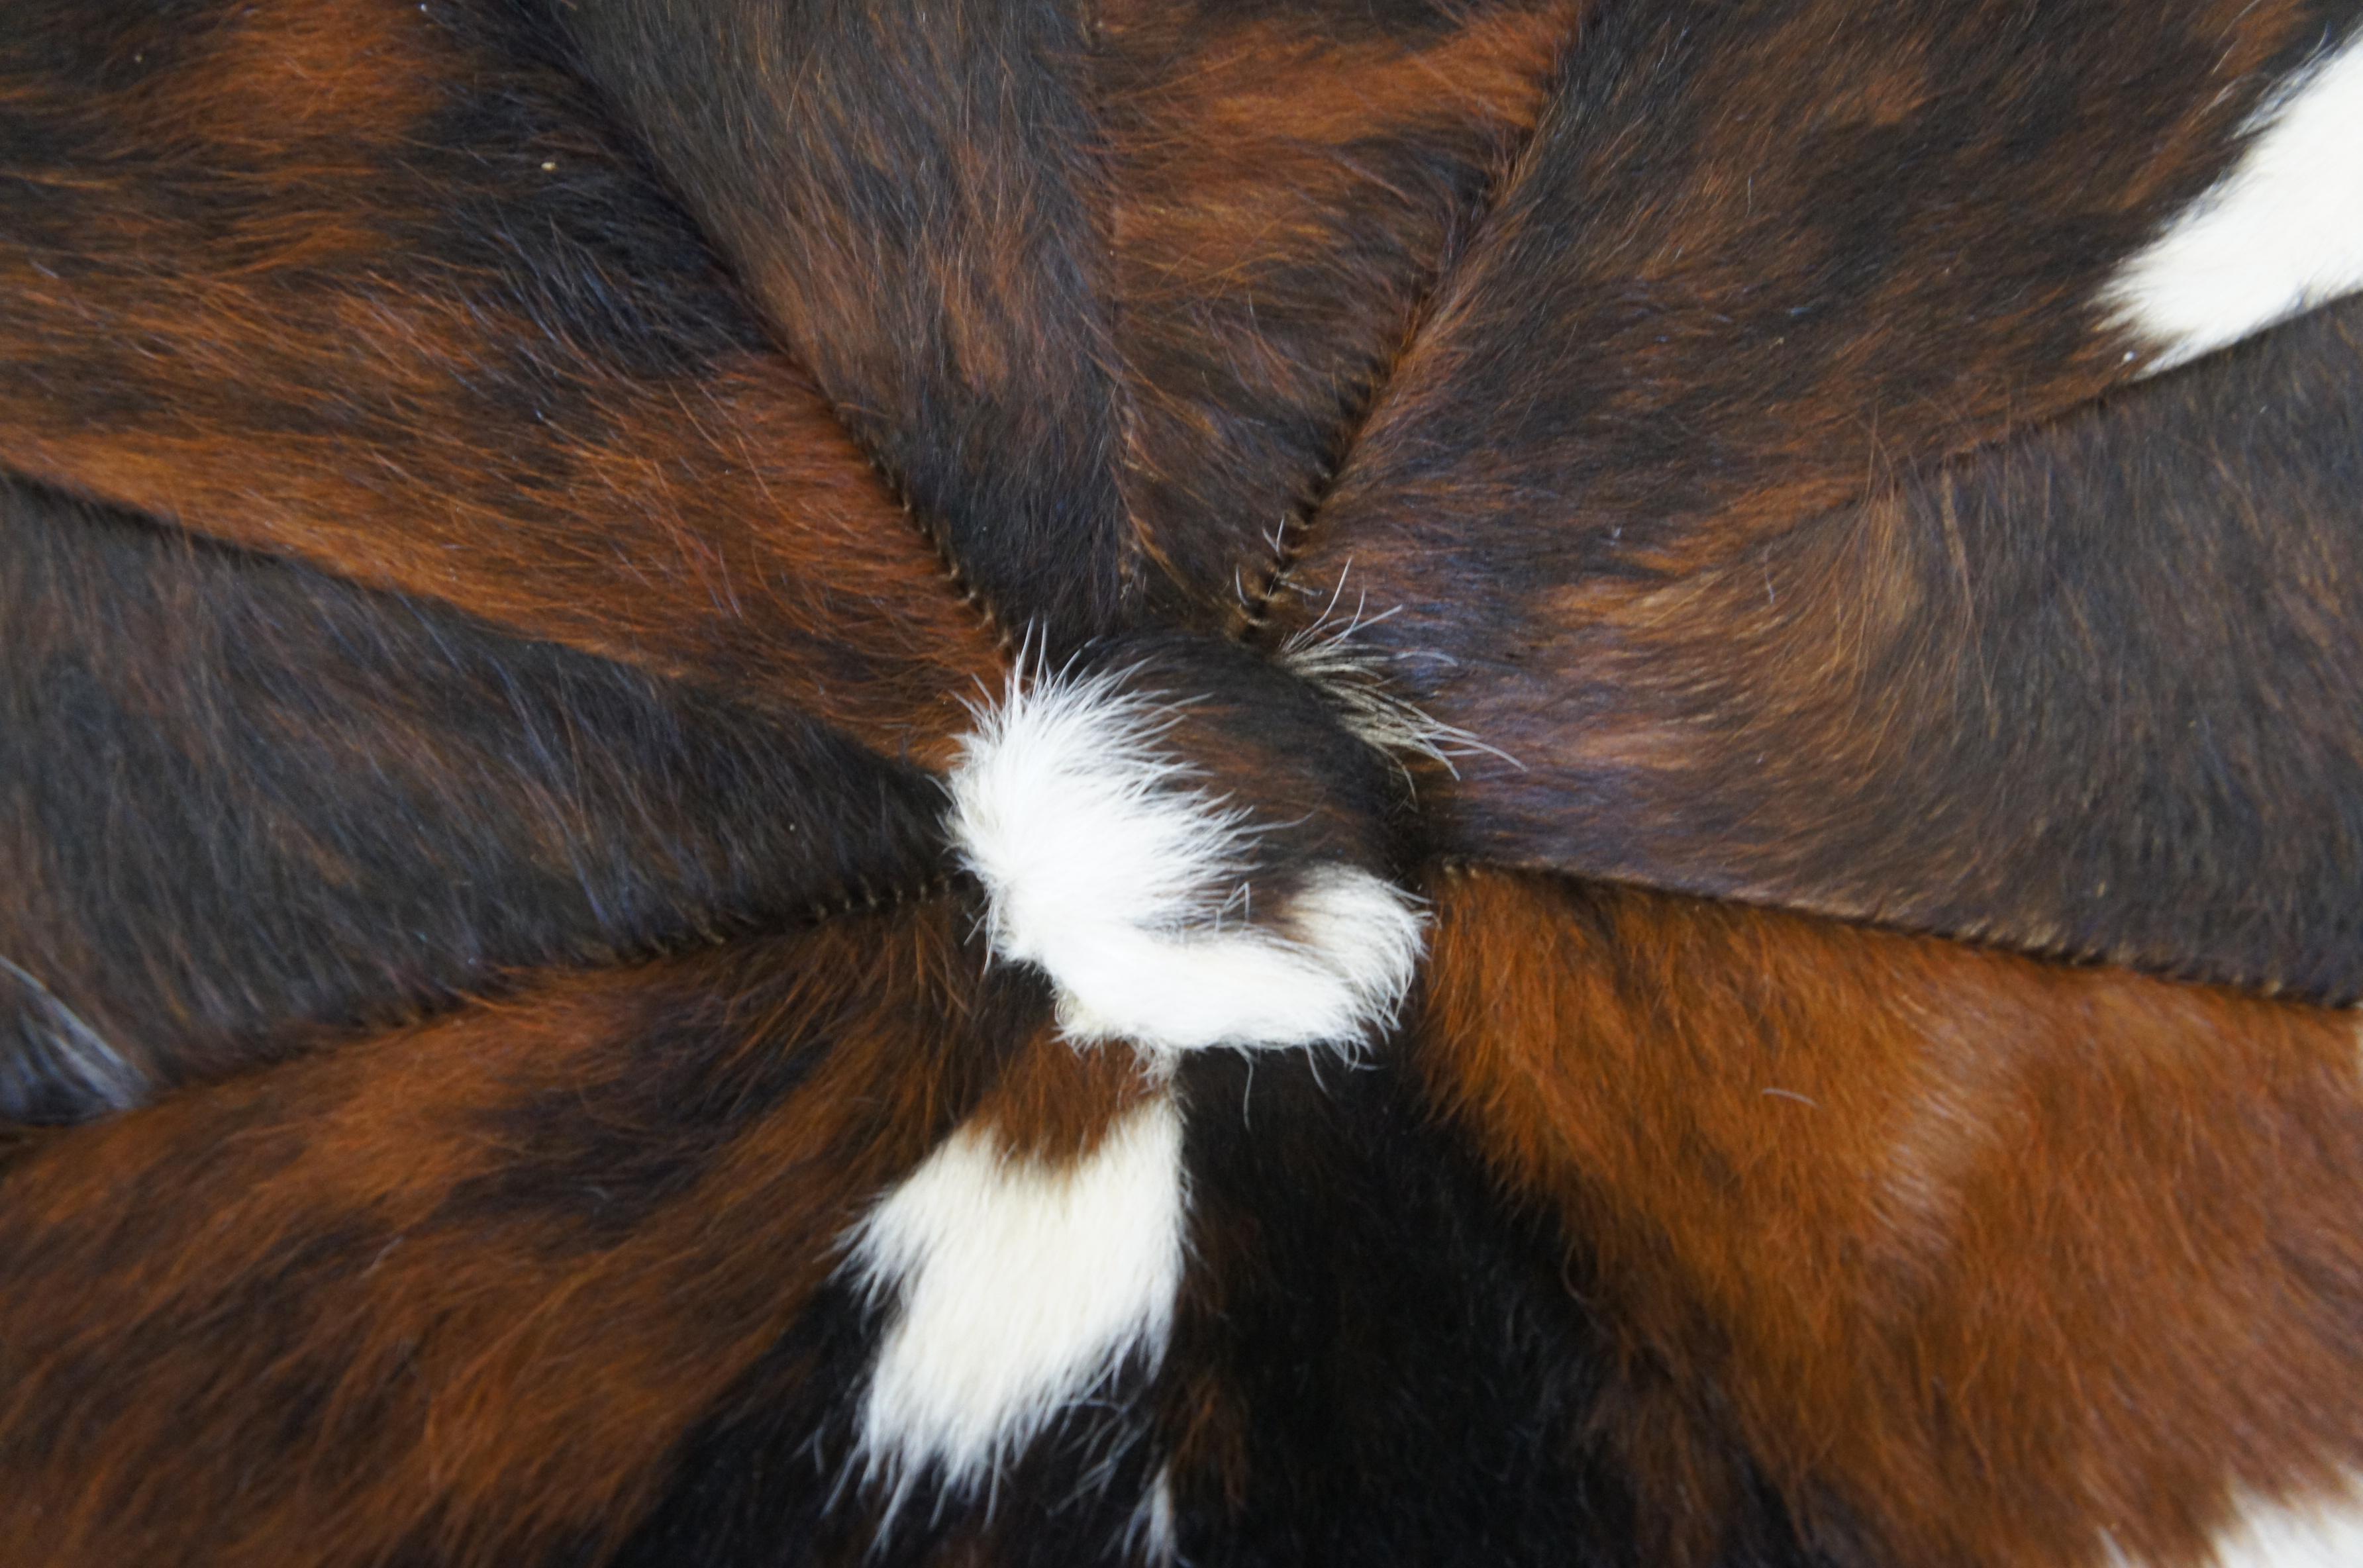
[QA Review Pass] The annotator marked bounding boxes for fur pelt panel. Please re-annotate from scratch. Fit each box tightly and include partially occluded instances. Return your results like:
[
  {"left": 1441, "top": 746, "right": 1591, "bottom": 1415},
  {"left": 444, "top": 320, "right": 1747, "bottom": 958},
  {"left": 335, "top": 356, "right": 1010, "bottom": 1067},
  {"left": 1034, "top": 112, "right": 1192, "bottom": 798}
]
[
  {"left": 1262, "top": 0, "right": 2363, "bottom": 1000},
  {"left": 0, "top": 0, "right": 1001, "bottom": 757},
  {"left": 552, "top": 0, "right": 1136, "bottom": 649},
  {"left": 1295, "top": 289, "right": 2363, "bottom": 1003},
  {"left": 6, "top": 878, "right": 2357, "bottom": 1567},
  {"left": 1424, "top": 869, "right": 2363, "bottom": 1568},
  {"left": 3, "top": 0, "right": 2362, "bottom": 1563},
  {"left": 0, "top": 477, "right": 949, "bottom": 1122}
]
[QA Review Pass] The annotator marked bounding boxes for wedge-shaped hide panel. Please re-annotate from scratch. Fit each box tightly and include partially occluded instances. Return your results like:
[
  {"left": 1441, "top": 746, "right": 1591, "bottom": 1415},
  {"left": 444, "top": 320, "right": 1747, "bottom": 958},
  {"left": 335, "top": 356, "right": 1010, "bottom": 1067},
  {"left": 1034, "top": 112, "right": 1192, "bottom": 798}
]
[
  {"left": 1278, "top": 0, "right": 2363, "bottom": 609},
  {"left": 1153, "top": 1040, "right": 1827, "bottom": 1568},
  {"left": 0, "top": 902, "right": 1063, "bottom": 1568},
  {"left": 1266, "top": 0, "right": 2363, "bottom": 999},
  {"left": 1326, "top": 291, "right": 2363, "bottom": 1000},
  {"left": 0, "top": 0, "right": 999, "bottom": 758},
  {"left": 0, "top": 479, "right": 950, "bottom": 1124},
  {"left": 556, "top": 0, "right": 1136, "bottom": 648},
  {"left": 1421, "top": 869, "right": 2363, "bottom": 1568},
  {"left": 1093, "top": 0, "right": 1584, "bottom": 626}
]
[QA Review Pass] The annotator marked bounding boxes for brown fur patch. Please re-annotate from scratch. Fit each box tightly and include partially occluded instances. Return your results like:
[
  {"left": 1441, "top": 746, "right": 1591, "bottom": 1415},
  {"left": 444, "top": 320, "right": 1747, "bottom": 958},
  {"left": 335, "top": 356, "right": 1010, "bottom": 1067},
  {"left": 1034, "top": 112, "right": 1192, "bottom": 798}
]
[
  {"left": 556, "top": 0, "right": 1136, "bottom": 650},
  {"left": 0, "top": 0, "right": 999, "bottom": 763},
  {"left": 0, "top": 899, "right": 1040, "bottom": 1567},
  {"left": 1251, "top": 0, "right": 2363, "bottom": 1001},
  {"left": 1094, "top": 0, "right": 1582, "bottom": 627},
  {"left": 968, "top": 1034, "right": 1164, "bottom": 1167},
  {"left": 1420, "top": 867, "right": 2363, "bottom": 1567}
]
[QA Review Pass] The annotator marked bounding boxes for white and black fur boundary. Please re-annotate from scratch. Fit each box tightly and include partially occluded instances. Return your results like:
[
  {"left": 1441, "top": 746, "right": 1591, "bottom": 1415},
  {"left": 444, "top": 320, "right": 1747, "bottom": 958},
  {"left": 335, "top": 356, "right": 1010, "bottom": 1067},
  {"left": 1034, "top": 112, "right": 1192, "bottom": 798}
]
[
  {"left": 2104, "top": 24, "right": 2363, "bottom": 370},
  {"left": 838, "top": 631, "right": 1433, "bottom": 1516},
  {"left": 842, "top": 1095, "right": 1188, "bottom": 1513},
  {"left": 942, "top": 650, "right": 1426, "bottom": 1057}
]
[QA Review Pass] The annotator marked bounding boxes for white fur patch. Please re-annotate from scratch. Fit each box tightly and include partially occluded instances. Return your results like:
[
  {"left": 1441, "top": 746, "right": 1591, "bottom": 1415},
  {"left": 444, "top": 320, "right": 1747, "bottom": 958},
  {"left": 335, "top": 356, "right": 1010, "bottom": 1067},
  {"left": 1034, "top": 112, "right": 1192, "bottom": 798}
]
[
  {"left": 844, "top": 1093, "right": 1187, "bottom": 1502},
  {"left": 2103, "top": 30, "right": 2363, "bottom": 370},
  {"left": 2101, "top": 1475, "right": 2363, "bottom": 1568},
  {"left": 944, "top": 668, "right": 1425, "bottom": 1055},
  {"left": 2201, "top": 1481, "right": 2363, "bottom": 1568}
]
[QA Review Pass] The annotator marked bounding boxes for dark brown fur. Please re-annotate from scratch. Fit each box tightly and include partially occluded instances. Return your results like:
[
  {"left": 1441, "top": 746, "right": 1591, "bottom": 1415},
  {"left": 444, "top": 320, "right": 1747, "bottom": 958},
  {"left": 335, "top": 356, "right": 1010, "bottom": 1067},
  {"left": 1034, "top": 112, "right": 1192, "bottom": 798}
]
[
  {"left": 0, "top": 0, "right": 1000, "bottom": 760},
  {"left": 1281, "top": 0, "right": 2350, "bottom": 595},
  {"left": 0, "top": 475, "right": 954, "bottom": 1121},
  {"left": 1422, "top": 867, "right": 2363, "bottom": 1568},
  {"left": 555, "top": 0, "right": 1137, "bottom": 649},
  {"left": 558, "top": 0, "right": 1586, "bottom": 640},
  {"left": 0, "top": 900, "right": 1042, "bottom": 1568},
  {"left": 1094, "top": 0, "right": 1582, "bottom": 626},
  {"left": 1311, "top": 289, "right": 2363, "bottom": 1002},
  {"left": 1262, "top": 0, "right": 2363, "bottom": 999}
]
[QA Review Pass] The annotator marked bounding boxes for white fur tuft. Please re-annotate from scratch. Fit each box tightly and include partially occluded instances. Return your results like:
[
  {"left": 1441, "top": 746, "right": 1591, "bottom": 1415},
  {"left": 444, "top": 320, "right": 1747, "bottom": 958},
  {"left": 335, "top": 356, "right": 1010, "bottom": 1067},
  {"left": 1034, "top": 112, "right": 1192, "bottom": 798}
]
[
  {"left": 2103, "top": 31, "right": 2363, "bottom": 371},
  {"left": 2099, "top": 1473, "right": 2363, "bottom": 1568},
  {"left": 844, "top": 1094, "right": 1187, "bottom": 1504},
  {"left": 945, "top": 667, "right": 1425, "bottom": 1055}
]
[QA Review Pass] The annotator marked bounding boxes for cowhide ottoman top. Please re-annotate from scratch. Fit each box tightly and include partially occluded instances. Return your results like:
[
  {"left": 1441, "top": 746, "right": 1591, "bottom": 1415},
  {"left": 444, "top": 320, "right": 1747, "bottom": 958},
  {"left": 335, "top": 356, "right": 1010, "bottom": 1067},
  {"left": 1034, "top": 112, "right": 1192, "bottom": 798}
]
[{"left": 2, "top": 1, "right": 2362, "bottom": 1565}]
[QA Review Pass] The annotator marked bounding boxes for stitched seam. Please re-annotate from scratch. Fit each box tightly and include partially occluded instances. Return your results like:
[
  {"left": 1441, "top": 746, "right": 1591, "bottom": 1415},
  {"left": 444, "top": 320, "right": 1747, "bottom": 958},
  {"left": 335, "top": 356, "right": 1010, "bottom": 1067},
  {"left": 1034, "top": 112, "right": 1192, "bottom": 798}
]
[{"left": 1233, "top": 2, "right": 1591, "bottom": 646}]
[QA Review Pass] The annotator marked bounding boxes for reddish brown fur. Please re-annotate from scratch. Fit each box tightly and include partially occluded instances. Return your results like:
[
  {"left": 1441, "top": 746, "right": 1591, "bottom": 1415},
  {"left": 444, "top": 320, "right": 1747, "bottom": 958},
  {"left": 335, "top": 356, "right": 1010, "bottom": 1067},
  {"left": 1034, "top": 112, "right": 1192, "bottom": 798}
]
[
  {"left": 1421, "top": 868, "right": 2363, "bottom": 1567},
  {"left": 968, "top": 1033, "right": 1162, "bottom": 1166},
  {"left": 0, "top": 0, "right": 999, "bottom": 763},
  {"left": 0, "top": 899, "right": 1033, "bottom": 1567}
]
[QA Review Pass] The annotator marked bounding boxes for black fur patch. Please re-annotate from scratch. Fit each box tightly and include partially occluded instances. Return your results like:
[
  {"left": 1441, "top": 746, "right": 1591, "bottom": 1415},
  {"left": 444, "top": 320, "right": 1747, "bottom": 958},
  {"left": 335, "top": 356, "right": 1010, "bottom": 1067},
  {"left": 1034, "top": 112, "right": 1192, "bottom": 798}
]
[
  {"left": 0, "top": 478, "right": 949, "bottom": 1122},
  {"left": 1162, "top": 1046, "right": 1839, "bottom": 1568}
]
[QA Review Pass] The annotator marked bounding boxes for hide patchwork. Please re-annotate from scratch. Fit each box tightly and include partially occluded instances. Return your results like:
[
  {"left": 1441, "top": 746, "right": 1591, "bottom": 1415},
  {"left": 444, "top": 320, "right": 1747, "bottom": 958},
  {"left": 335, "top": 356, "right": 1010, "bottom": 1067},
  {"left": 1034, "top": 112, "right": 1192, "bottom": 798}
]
[{"left": 3, "top": 1, "right": 2362, "bottom": 1565}]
